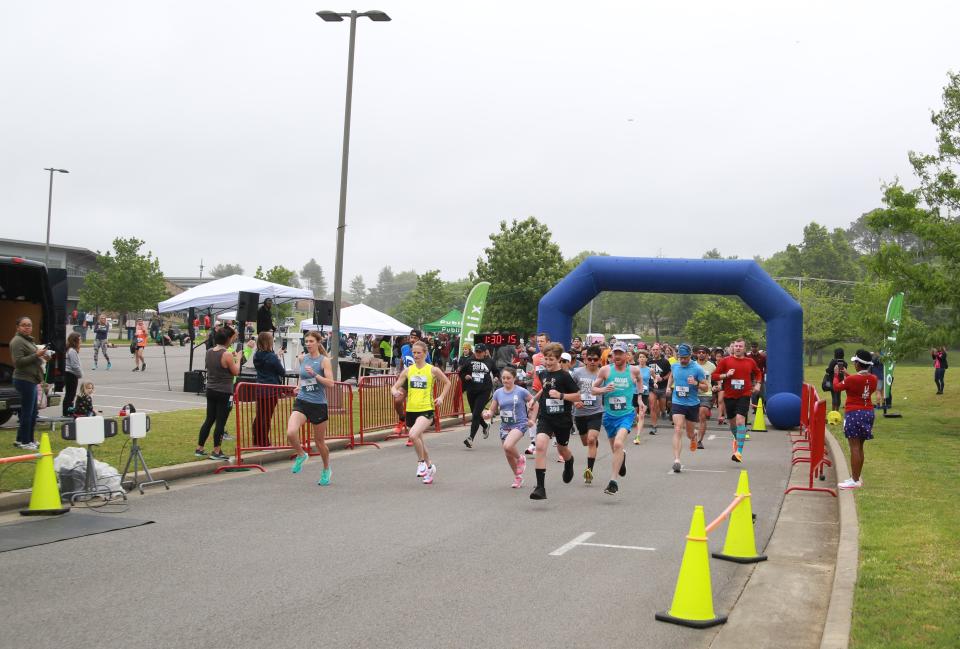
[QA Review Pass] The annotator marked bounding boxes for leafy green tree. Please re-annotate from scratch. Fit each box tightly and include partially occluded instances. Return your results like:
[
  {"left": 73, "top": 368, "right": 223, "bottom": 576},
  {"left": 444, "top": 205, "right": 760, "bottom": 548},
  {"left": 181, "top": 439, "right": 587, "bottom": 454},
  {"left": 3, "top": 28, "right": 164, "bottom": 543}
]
[
  {"left": 300, "top": 259, "right": 327, "bottom": 298},
  {"left": 79, "top": 237, "right": 168, "bottom": 314},
  {"left": 785, "top": 283, "right": 847, "bottom": 366},
  {"left": 476, "top": 217, "right": 567, "bottom": 333},
  {"left": 683, "top": 297, "right": 763, "bottom": 347},
  {"left": 254, "top": 265, "right": 299, "bottom": 319},
  {"left": 764, "top": 222, "right": 862, "bottom": 282},
  {"left": 851, "top": 282, "right": 930, "bottom": 361},
  {"left": 348, "top": 275, "right": 367, "bottom": 304},
  {"left": 392, "top": 270, "right": 453, "bottom": 328},
  {"left": 210, "top": 263, "right": 243, "bottom": 278}
]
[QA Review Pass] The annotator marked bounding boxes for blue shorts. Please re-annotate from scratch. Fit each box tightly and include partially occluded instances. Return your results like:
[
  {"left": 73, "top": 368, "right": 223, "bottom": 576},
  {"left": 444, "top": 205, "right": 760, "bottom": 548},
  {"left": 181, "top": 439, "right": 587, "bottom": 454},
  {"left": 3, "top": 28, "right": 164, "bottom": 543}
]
[
  {"left": 843, "top": 409, "right": 874, "bottom": 441},
  {"left": 602, "top": 411, "right": 636, "bottom": 438}
]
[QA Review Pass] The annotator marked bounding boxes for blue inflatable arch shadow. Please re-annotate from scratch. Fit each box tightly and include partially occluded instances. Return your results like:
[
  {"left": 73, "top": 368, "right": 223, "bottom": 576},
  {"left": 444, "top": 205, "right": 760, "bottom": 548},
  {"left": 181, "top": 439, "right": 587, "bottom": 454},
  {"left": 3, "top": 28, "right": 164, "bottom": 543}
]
[{"left": 537, "top": 256, "right": 802, "bottom": 428}]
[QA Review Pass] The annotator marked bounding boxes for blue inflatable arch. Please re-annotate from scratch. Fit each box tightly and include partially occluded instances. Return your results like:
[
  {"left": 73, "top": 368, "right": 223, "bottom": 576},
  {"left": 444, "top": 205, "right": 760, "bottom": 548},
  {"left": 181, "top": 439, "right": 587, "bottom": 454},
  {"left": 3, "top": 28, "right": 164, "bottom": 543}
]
[{"left": 537, "top": 256, "right": 802, "bottom": 428}]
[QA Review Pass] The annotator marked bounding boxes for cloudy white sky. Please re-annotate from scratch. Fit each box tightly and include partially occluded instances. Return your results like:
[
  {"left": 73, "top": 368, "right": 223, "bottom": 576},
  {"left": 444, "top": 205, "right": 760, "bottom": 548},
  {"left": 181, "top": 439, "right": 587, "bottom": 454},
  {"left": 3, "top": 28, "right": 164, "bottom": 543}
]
[{"left": 2, "top": 1, "right": 956, "bottom": 286}]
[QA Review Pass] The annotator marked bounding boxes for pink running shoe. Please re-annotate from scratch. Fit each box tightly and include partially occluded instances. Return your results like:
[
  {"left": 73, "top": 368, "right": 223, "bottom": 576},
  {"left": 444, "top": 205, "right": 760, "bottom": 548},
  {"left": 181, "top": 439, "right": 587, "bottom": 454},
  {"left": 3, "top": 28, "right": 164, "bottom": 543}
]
[
  {"left": 422, "top": 464, "right": 436, "bottom": 485},
  {"left": 405, "top": 439, "right": 414, "bottom": 447},
  {"left": 511, "top": 474, "right": 524, "bottom": 489},
  {"left": 516, "top": 454, "right": 526, "bottom": 476}
]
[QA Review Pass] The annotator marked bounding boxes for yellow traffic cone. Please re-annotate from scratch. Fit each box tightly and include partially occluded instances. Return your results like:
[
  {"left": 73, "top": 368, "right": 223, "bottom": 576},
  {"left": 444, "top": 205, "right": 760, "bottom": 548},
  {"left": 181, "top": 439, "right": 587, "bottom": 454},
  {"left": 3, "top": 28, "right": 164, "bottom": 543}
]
[
  {"left": 713, "top": 470, "right": 766, "bottom": 563},
  {"left": 655, "top": 505, "right": 728, "bottom": 628},
  {"left": 752, "top": 398, "right": 767, "bottom": 432},
  {"left": 20, "top": 432, "right": 70, "bottom": 516}
]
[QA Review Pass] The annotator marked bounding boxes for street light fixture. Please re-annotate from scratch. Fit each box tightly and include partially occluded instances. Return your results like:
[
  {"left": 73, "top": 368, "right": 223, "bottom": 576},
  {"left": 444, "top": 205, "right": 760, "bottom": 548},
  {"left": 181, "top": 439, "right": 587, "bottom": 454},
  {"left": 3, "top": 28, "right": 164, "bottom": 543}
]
[
  {"left": 43, "top": 167, "right": 69, "bottom": 268},
  {"left": 316, "top": 9, "right": 391, "bottom": 379}
]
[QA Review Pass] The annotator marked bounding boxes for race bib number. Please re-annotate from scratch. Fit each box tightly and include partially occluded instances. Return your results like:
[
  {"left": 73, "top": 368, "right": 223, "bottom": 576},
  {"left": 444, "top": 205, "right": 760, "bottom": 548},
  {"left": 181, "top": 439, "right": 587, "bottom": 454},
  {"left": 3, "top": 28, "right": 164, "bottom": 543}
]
[
  {"left": 501, "top": 409, "right": 515, "bottom": 424},
  {"left": 675, "top": 386, "right": 689, "bottom": 397},
  {"left": 580, "top": 393, "right": 595, "bottom": 406},
  {"left": 731, "top": 379, "right": 744, "bottom": 390},
  {"left": 410, "top": 376, "right": 427, "bottom": 389},
  {"left": 546, "top": 398, "right": 564, "bottom": 414},
  {"left": 642, "top": 387, "right": 649, "bottom": 395},
  {"left": 301, "top": 377, "right": 320, "bottom": 392},
  {"left": 609, "top": 396, "right": 627, "bottom": 411},
  {"left": 472, "top": 372, "right": 486, "bottom": 383}
]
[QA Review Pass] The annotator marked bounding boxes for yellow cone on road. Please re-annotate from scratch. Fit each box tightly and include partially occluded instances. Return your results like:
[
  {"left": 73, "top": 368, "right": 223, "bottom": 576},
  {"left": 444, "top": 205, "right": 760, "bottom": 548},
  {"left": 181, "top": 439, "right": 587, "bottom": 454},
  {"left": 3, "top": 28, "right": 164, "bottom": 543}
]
[
  {"left": 752, "top": 398, "right": 767, "bottom": 432},
  {"left": 713, "top": 470, "right": 767, "bottom": 564},
  {"left": 20, "top": 432, "right": 70, "bottom": 516}
]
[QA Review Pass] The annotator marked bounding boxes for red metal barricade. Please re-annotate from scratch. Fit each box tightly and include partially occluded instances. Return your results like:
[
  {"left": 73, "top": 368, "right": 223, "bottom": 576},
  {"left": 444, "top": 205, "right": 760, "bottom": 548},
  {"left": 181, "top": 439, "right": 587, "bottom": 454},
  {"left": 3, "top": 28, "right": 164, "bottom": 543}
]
[
  {"left": 358, "top": 371, "right": 467, "bottom": 442},
  {"left": 434, "top": 372, "right": 466, "bottom": 431},
  {"left": 785, "top": 398, "right": 837, "bottom": 497},
  {"left": 216, "top": 381, "right": 357, "bottom": 473}
]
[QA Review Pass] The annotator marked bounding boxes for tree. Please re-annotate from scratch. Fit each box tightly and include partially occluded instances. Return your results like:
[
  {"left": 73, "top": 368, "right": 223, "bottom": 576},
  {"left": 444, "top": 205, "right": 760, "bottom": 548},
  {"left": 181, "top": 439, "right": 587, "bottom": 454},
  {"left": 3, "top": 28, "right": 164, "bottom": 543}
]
[
  {"left": 254, "top": 265, "right": 300, "bottom": 319},
  {"left": 476, "top": 217, "right": 567, "bottom": 332},
  {"left": 79, "top": 237, "right": 168, "bottom": 315},
  {"left": 786, "top": 283, "right": 847, "bottom": 366},
  {"left": 210, "top": 263, "right": 243, "bottom": 278},
  {"left": 763, "top": 222, "right": 862, "bottom": 283},
  {"left": 683, "top": 297, "right": 763, "bottom": 347},
  {"left": 348, "top": 275, "right": 367, "bottom": 304},
  {"left": 366, "top": 266, "right": 417, "bottom": 312},
  {"left": 392, "top": 270, "right": 453, "bottom": 328},
  {"left": 300, "top": 258, "right": 327, "bottom": 298},
  {"left": 851, "top": 282, "right": 930, "bottom": 361}
]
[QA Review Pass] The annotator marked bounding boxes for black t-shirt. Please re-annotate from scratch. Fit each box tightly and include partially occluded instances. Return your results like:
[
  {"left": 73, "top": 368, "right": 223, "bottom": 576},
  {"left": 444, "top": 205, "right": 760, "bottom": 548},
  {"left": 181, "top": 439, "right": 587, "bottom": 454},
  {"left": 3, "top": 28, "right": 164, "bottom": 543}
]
[
  {"left": 459, "top": 355, "right": 496, "bottom": 391},
  {"left": 536, "top": 369, "right": 579, "bottom": 420},
  {"left": 650, "top": 357, "right": 671, "bottom": 389}
]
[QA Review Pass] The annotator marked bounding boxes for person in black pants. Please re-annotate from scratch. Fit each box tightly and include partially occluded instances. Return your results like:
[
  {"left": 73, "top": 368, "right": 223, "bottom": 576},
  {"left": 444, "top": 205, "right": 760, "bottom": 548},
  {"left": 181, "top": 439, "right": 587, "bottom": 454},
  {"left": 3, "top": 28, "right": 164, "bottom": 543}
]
[
  {"left": 825, "top": 348, "right": 847, "bottom": 411},
  {"left": 932, "top": 346, "right": 948, "bottom": 394},
  {"left": 195, "top": 326, "right": 241, "bottom": 460},
  {"left": 63, "top": 332, "right": 82, "bottom": 417},
  {"left": 252, "top": 332, "right": 286, "bottom": 447},
  {"left": 459, "top": 343, "right": 496, "bottom": 448}
]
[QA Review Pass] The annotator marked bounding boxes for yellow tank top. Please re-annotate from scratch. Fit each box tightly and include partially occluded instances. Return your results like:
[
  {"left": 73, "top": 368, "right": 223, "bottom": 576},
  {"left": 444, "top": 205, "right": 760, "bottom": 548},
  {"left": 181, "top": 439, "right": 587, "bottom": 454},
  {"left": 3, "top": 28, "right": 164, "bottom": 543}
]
[{"left": 406, "top": 363, "right": 435, "bottom": 412}]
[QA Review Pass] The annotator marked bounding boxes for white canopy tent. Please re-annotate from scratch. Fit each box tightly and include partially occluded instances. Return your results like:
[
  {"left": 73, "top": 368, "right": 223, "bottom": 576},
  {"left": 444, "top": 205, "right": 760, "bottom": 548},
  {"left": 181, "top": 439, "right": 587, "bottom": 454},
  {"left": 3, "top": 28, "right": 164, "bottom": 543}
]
[
  {"left": 300, "top": 303, "right": 411, "bottom": 336},
  {"left": 158, "top": 274, "right": 313, "bottom": 313}
]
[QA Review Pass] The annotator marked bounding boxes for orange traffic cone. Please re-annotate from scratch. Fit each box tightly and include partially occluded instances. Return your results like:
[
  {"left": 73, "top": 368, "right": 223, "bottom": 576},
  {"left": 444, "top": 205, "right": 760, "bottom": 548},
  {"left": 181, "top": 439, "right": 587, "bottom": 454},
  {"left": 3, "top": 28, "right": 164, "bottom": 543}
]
[
  {"left": 655, "top": 505, "right": 727, "bottom": 628},
  {"left": 712, "top": 470, "right": 766, "bottom": 563},
  {"left": 20, "top": 432, "right": 70, "bottom": 516}
]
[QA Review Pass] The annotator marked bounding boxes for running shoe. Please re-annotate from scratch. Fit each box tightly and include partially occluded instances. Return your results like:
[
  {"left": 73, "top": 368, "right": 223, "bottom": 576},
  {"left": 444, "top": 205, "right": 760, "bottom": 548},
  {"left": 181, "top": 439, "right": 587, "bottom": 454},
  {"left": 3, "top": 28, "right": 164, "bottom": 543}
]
[
  {"left": 619, "top": 451, "right": 626, "bottom": 477},
  {"left": 194, "top": 449, "right": 207, "bottom": 457},
  {"left": 141, "top": 363, "right": 146, "bottom": 371},
  {"left": 511, "top": 474, "right": 524, "bottom": 489},
  {"left": 392, "top": 422, "right": 404, "bottom": 434},
  {"left": 209, "top": 451, "right": 229, "bottom": 460},
  {"left": 649, "top": 426, "right": 657, "bottom": 435},
  {"left": 562, "top": 458, "right": 575, "bottom": 484},
  {"left": 838, "top": 478, "right": 862, "bottom": 490},
  {"left": 689, "top": 438, "right": 697, "bottom": 452},
  {"left": 291, "top": 453, "right": 309, "bottom": 473},
  {"left": 463, "top": 437, "right": 473, "bottom": 449},
  {"left": 318, "top": 467, "right": 331, "bottom": 486},
  {"left": 672, "top": 461, "right": 682, "bottom": 473},
  {"left": 107, "top": 362, "right": 112, "bottom": 370},
  {"left": 516, "top": 454, "right": 526, "bottom": 476},
  {"left": 416, "top": 460, "right": 427, "bottom": 477},
  {"left": 92, "top": 364, "right": 97, "bottom": 371},
  {"left": 583, "top": 467, "right": 593, "bottom": 485},
  {"left": 731, "top": 452, "right": 743, "bottom": 463},
  {"left": 481, "top": 423, "right": 489, "bottom": 439},
  {"left": 604, "top": 480, "right": 619, "bottom": 495},
  {"left": 131, "top": 367, "right": 139, "bottom": 372},
  {"left": 697, "top": 440, "right": 705, "bottom": 450},
  {"left": 422, "top": 464, "right": 436, "bottom": 485},
  {"left": 525, "top": 443, "right": 535, "bottom": 455},
  {"left": 718, "top": 417, "right": 726, "bottom": 426},
  {"left": 405, "top": 439, "right": 414, "bottom": 447},
  {"left": 633, "top": 434, "right": 641, "bottom": 445},
  {"left": 745, "top": 433, "right": 751, "bottom": 440},
  {"left": 529, "top": 485, "right": 547, "bottom": 500}
]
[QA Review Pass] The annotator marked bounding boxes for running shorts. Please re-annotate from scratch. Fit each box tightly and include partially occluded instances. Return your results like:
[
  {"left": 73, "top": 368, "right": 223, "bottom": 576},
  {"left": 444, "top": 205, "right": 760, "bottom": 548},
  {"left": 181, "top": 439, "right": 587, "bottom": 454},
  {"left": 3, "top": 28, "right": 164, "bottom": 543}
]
[
  {"left": 724, "top": 396, "right": 752, "bottom": 417},
  {"left": 602, "top": 411, "right": 636, "bottom": 437},
  {"left": 293, "top": 399, "right": 328, "bottom": 425},
  {"left": 574, "top": 413, "right": 603, "bottom": 436},
  {"left": 537, "top": 417, "right": 572, "bottom": 446},
  {"left": 671, "top": 403, "right": 699, "bottom": 422},
  {"left": 404, "top": 410, "right": 435, "bottom": 428},
  {"left": 698, "top": 396, "right": 713, "bottom": 410}
]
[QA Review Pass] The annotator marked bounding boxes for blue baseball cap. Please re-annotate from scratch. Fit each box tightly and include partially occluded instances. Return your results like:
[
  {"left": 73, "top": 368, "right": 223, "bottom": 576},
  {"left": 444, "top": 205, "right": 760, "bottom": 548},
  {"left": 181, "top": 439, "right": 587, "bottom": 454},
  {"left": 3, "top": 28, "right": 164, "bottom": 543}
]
[{"left": 677, "top": 343, "right": 692, "bottom": 357}]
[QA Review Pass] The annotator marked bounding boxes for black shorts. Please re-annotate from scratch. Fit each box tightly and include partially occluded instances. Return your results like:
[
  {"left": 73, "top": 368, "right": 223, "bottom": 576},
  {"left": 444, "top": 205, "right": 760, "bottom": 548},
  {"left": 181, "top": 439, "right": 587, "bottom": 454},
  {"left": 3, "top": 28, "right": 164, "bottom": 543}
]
[
  {"left": 293, "top": 399, "right": 328, "bottom": 425},
  {"left": 672, "top": 403, "right": 699, "bottom": 422},
  {"left": 724, "top": 396, "right": 752, "bottom": 417},
  {"left": 405, "top": 410, "right": 435, "bottom": 428},
  {"left": 632, "top": 394, "right": 639, "bottom": 409},
  {"left": 652, "top": 387, "right": 667, "bottom": 398},
  {"left": 537, "top": 417, "right": 572, "bottom": 446},
  {"left": 574, "top": 413, "right": 603, "bottom": 436}
]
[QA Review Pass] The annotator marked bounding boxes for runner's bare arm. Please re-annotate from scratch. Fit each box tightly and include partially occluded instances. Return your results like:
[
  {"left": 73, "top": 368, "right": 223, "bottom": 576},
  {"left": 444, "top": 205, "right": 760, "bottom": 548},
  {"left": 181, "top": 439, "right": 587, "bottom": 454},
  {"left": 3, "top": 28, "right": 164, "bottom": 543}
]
[
  {"left": 390, "top": 369, "right": 409, "bottom": 396},
  {"left": 318, "top": 358, "right": 336, "bottom": 388},
  {"left": 591, "top": 366, "right": 611, "bottom": 394}
]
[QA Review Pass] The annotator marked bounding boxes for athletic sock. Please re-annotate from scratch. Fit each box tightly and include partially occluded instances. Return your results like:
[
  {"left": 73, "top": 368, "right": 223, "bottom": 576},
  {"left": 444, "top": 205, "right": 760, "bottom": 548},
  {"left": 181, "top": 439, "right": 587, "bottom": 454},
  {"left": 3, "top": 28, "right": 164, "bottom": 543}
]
[
  {"left": 736, "top": 425, "right": 746, "bottom": 453},
  {"left": 536, "top": 468, "right": 546, "bottom": 488},
  {"left": 587, "top": 457, "right": 595, "bottom": 470}
]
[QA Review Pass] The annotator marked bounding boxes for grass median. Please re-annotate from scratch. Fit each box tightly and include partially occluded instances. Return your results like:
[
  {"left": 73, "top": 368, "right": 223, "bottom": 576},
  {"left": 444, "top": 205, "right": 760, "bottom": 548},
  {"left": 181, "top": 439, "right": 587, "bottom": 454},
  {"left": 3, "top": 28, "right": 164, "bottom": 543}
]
[{"left": 803, "top": 364, "right": 959, "bottom": 649}]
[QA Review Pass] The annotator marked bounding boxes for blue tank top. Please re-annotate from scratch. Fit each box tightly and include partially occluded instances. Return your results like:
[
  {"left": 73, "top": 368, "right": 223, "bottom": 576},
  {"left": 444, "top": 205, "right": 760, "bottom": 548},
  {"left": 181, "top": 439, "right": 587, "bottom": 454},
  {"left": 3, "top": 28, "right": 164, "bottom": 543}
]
[{"left": 297, "top": 354, "right": 328, "bottom": 404}]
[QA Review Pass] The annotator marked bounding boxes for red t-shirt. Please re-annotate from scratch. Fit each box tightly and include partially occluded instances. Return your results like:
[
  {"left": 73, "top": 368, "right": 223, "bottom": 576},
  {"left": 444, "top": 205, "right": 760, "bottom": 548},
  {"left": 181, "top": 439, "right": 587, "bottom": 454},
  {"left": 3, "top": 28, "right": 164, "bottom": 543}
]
[
  {"left": 711, "top": 356, "right": 762, "bottom": 398},
  {"left": 746, "top": 351, "right": 767, "bottom": 376},
  {"left": 834, "top": 372, "right": 877, "bottom": 411}
]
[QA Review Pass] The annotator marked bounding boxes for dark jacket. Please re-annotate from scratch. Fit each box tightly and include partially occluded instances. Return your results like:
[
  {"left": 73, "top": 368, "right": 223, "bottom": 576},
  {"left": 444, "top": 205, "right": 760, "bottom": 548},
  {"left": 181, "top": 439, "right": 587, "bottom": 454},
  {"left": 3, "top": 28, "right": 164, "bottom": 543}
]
[
  {"left": 10, "top": 332, "right": 44, "bottom": 384},
  {"left": 253, "top": 350, "right": 285, "bottom": 385},
  {"left": 458, "top": 354, "right": 496, "bottom": 392},
  {"left": 256, "top": 306, "right": 275, "bottom": 334}
]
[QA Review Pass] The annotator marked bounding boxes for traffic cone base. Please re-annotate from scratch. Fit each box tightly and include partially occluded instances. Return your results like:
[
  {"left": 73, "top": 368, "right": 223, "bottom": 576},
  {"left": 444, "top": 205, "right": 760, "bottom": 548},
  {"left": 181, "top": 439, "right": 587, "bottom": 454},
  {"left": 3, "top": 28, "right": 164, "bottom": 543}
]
[
  {"left": 713, "top": 470, "right": 765, "bottom": 563},
  {"left": 19, "top": 432, "right": 70, "bottom": 517},
  {"left": 752, "top": 398, "right": 767, "bottom": 432}
]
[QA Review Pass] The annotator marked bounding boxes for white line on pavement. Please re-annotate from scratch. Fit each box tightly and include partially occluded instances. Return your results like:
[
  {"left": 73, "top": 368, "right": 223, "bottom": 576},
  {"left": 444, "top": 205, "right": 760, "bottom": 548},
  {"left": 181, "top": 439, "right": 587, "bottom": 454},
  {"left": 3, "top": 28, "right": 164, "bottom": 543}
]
[
  {"left": 707, "top": 434, "right": 716, "bottom": 440},
  {"left": 666, "top": 468, "right": 728, "bottom": 474},
  {"left": 93, "top": 393, "right": 202, "bottom": 405},
  {"left": 549, "top": 532, "right": 595, "bottom": 556},
  {"left": 580, "top": 542, "right": 656, "bottom": 552}
]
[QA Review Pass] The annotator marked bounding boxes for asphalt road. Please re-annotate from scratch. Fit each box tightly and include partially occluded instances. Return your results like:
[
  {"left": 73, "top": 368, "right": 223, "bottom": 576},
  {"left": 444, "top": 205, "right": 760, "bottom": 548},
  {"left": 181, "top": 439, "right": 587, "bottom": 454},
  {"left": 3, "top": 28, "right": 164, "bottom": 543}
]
[{"left": 0, "top": 416, "right": 791, "bottom": 649}]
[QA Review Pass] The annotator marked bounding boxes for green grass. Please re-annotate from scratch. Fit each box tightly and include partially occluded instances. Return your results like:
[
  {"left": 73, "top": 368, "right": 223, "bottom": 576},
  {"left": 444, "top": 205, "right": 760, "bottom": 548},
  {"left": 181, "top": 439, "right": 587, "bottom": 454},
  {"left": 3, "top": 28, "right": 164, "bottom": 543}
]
[{"left": 803, "top": 365, "right": 959, "bottom": 649}]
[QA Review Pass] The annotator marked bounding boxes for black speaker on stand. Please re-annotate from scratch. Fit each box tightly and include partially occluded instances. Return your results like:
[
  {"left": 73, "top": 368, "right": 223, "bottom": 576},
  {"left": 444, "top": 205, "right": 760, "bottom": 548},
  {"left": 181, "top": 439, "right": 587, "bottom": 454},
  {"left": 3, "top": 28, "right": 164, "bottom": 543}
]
[
  {"left": 314, "top": 300, "right": 333, "bottom": 327},
  {"left": 237, "top": 291, "right": 260, "bottom": 322}
]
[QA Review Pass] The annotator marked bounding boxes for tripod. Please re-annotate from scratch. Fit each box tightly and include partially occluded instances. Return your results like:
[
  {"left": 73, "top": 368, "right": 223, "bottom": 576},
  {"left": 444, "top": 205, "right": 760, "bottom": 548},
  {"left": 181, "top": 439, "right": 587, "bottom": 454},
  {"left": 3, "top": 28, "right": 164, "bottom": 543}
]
[{"left": 120, "top": 436, "right": 169, "bottom": 494}]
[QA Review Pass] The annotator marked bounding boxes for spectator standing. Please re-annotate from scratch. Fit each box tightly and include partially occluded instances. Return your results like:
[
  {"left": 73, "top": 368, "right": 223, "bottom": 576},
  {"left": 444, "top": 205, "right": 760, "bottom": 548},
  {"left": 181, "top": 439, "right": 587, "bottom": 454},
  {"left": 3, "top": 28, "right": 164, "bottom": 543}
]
[
  {"left": 257, "top": 298, "right": 276, "bottom": 334},
  {"left": 378, "top": 336, "right": 392, "bottom": 363},
  {"left": 932, "top": 346, "right": 948, "bottom": 395},
  {"left": 63, "top": 332, "right": 82, "bottom": 417},
  {"left": 252, "top": 332, "right": 285, "bottom": 447},
  {"left": 125, "top": 315, "right": 136, "bottom": 341},
  {"left": 10, "top": 317, "right": 47, "bottom": 450},
  {"left": 92, "top": 314, "right": 112, "bottom": 370},
  {"left": 149, "top": 316, "right": 161, "bottom": 343},
  {"left": 195, "top": 326, "right": 240, "bottom": 460},
  {"left": 825, "top": 348, "right": 847, "bottom": 411}
]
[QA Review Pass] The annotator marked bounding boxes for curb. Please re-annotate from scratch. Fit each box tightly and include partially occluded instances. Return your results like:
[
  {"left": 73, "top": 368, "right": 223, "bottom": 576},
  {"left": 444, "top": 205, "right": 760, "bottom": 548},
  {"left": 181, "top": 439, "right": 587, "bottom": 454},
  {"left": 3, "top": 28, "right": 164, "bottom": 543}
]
[
  {"left": 0, "top": 416, "right": 466, "bottom": 513},
  {"left": 819, "top": 431, "right": 858, "bottom": 649}
]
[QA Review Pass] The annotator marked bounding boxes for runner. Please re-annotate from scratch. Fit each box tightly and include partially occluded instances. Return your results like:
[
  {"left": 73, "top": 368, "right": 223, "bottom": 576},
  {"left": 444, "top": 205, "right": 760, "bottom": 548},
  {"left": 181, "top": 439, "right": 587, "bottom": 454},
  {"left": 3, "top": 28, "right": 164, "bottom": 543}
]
[
  {"left": 665, "top": 344, "right": 709, "bottom": 473},
  {"left": 647, "top": 343, "right": 672, "bottom": 435},
  {"left": 528, "top": 342, "right": 580, "bottom": 500},
  {"left": 526, "top": 332, "right": 550, "bottom": 455},
  {"left": 833, "top": 349, "right": 878, "bottom": 489},
  {"left": 695, "top": 346, "right": 716, "bottom": 449},
  {"left": 592, "top": 342, "right": 642, "bottom": 494},
  {"left": 287, "top": 331, "right": 335, "bottom": 485},
  {"left": 633, "top": 350, "right": 651, "bottom": 445},
  {"left": 390, "top": 340, "right": 452, "bottom": 485},
  {"left": 711, "top": 338, "right": 762, "bottom": 463},
  {"left": 712, "top": 347, "right": 727, "bottom": 425},
  {"left": 392, "top": 329, "right": 432, "bottom": 441},
  {"left": 483, "top": 366, "right": 538, "bottom": 488},
  {"left": 91, "top": 314, "right": 112, "bottom": 370},
  {"left": 571, "top": 345, "right": 603, "bottom": 484},
  {"left": 460, "top": 342, "right": 496, "bottom": 448}
]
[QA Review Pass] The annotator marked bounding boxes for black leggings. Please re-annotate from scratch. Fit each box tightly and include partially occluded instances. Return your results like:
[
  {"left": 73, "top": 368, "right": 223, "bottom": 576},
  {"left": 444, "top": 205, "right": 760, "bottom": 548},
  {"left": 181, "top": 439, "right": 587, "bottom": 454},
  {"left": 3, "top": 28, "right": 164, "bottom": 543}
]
[
  {"left": 935, "top": 368, "right": 946, "bottom": 393},
  {"left": 466, "top": 388, "right": 491, "bottom": 439},
  {"left": 63, "top": 372, "right": 79, "bottom": 417},
  {"left": 198, "top": 390, "right": 232, "bottom": 448},
  {"left": 830, "top": 389, "right": 842, "bottom": 412}
]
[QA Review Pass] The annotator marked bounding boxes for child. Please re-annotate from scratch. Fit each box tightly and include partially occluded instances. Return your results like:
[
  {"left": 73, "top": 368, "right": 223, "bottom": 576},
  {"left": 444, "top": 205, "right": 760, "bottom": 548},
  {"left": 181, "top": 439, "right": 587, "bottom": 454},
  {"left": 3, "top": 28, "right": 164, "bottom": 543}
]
[
  {"left": 72, "top": 381, "right": 96, "bottom": 417},
  {"left": 833, "top": 349, "right": 878, "bottom": 490}
]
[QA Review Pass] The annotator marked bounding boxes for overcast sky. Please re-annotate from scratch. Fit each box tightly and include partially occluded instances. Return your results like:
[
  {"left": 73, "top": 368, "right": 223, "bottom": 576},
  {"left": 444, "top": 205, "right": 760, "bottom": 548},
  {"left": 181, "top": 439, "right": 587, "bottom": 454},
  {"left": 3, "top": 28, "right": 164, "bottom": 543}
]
[{"left": 2, "top": 1, "right": 957, "bottom": 286}]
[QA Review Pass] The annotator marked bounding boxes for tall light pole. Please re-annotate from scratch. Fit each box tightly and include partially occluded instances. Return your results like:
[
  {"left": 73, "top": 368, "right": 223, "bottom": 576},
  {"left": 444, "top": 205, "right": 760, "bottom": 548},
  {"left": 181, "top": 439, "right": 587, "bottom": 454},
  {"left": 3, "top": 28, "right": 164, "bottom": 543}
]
[
  {"left": 43, "top": 167, "right": 69, "bottom": 268},
  {"left": 316, "top": 9, "right": 390, "bottom": 379}
]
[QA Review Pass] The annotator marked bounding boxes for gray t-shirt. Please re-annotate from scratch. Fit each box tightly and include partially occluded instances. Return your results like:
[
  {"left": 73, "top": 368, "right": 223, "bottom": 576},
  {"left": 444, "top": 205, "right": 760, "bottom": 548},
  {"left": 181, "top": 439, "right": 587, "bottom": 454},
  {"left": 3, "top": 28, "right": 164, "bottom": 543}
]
[{"left": 571, "top": 366, "right": 603, "bottom": 416}]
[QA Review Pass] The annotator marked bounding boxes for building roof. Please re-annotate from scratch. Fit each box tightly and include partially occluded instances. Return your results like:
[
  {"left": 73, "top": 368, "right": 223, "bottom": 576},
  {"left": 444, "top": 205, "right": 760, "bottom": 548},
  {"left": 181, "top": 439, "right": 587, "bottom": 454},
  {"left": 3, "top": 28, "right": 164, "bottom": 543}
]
[{"left": 0, "top": 237, "right": 98, "bottom": 261}]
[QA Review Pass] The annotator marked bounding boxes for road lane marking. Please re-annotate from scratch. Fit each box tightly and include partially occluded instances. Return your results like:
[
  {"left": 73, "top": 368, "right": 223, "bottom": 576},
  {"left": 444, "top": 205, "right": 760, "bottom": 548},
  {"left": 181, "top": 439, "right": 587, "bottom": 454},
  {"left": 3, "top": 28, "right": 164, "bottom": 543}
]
[
  {"left": 550, "top": 532, "right": 595, "bottom": 556},
  {"left": 666, "top": 468, "right": 727, "bottom": 474},
  {"left": 580, "top": 542, "right": 656, "bottom": 551},
  {"left": 707, "top": 434, "right": 716, "bottom": 440}
]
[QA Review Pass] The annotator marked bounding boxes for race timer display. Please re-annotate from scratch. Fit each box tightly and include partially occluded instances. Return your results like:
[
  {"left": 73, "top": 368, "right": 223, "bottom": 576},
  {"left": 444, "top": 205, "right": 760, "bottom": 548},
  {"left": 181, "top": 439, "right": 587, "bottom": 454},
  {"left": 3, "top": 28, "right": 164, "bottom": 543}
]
[{"left": 473, "top": 333, "right": 520, "bottom": 347}]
